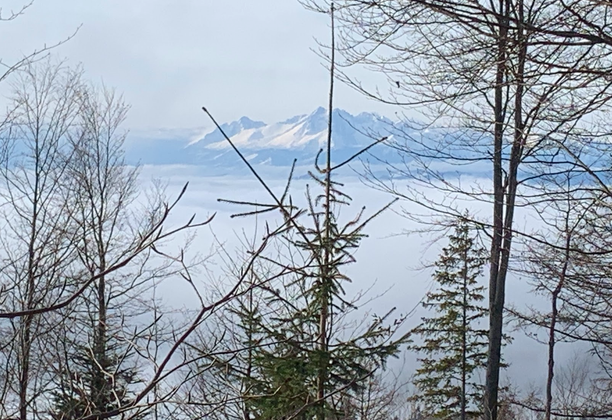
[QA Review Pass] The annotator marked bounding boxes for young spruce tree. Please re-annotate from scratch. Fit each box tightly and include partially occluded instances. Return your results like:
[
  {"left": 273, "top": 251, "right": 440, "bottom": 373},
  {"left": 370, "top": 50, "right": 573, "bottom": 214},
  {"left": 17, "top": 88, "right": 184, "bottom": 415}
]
[
  {"left": 194, "top": 6, "right": 408, "bottom": 419},
  {"left": 410, "top": 217, "right": 489, "bottom": 420}
]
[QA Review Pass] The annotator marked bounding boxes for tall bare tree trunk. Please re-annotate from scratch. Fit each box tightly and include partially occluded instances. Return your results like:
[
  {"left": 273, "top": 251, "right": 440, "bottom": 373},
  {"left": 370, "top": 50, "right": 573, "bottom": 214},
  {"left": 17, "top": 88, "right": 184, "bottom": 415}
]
[
  {"left": 461, "top": 245, "right": 468, "bottom": 420},
  {"left": 545, "top": 202, "right": 573, "bottom": 420},
  {"left": 485, "top": 1, "right": 509, "bottom": 418},
  {"left": 19, "top": 190, "right": 38, "bottom": 420},
  {"left": 486, "top": 0, "right": 527, "bottom": 417}
]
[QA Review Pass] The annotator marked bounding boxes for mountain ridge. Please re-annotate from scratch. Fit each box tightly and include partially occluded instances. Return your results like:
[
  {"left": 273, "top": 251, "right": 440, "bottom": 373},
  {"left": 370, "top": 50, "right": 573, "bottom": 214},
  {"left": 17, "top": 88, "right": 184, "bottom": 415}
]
[
  {"left": 125, "top": 108, "right": 398, "bottom": 171},
  {"left": 190, "top": 107, "right": 394, "bottom": 150}
]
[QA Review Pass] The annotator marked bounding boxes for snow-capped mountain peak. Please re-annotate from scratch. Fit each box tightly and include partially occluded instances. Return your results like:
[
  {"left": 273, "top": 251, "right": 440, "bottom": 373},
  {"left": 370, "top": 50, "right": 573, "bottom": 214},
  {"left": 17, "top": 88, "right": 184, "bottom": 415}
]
[
  {"left": 124, "top": 108, "right": 398, "bottom": 171},
  {"left": 192, "top": 108, "right": 393, "bottom": 151}
]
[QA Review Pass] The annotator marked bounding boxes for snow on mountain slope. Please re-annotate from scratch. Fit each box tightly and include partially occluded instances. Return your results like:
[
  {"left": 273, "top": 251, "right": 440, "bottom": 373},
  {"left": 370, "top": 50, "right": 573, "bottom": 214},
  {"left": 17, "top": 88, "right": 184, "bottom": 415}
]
[
  {"left": 123, "top": 108, "right": 404, "bottom": 175},
  {"left": 124, "top": 109, "right": 610, "bottom": 182},
  {"left": 190, "top": 116, "right": 267, "bottom": 147},
  {"left": 191, "top": 107, "right": 394, "bottom": 151}
]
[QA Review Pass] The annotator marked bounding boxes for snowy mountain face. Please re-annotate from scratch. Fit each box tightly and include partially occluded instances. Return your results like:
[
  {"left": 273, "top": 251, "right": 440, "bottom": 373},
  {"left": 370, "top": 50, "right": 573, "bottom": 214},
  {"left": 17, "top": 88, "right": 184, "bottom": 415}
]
[
  {"left": 124, "top": 109, "right": 612, "bottom": 182},
  {"left": 125, "top": 108, "right": 399, "bottom": 173},
  {"left": 190, "top": 107, "right": 396, "bottom": 159}
]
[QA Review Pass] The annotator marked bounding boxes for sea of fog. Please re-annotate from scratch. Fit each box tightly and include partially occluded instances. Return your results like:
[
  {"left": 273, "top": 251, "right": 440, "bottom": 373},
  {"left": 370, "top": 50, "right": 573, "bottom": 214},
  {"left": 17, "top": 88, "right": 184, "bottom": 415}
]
[{"left": 137, "top": 163, "right": 593, "bottom": 396}]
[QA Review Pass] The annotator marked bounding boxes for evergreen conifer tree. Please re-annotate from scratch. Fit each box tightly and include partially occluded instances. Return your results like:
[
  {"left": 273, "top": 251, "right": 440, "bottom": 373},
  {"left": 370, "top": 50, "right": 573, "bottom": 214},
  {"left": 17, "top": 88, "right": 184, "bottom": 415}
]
[
  {"left": 409, "top": 218, "right": 489, "bottom": 420},
  {"left": 194, "top": 125, "right": 406, "bottom": 420},
  {"left": 190, "top": 8, "right": 408, "bottom": 419}
]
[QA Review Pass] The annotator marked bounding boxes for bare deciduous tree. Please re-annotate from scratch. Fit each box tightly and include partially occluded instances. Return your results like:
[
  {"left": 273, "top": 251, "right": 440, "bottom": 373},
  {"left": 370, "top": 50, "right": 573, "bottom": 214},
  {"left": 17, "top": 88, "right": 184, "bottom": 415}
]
[
  {"left": 0, "top": 60, "right": 226, "bottom": 420},
  {"left": 0, "top": 61, "right": 85, "bottom": 420}
]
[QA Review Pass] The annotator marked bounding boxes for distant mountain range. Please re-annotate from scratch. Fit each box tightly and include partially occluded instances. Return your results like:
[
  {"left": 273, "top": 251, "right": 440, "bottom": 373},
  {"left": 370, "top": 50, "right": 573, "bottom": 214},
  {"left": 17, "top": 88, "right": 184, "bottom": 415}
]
[
  {"left": 125, "top": 108, "right": 612, "bottom": 181},
  {"left": 124, "top": 108, "right": 400, "bottom": 174}
]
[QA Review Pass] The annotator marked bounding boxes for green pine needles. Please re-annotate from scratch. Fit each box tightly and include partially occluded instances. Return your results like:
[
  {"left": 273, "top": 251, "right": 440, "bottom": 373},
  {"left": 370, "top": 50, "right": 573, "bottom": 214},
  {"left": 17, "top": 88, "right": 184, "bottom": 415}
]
[
  {"left": 222, "top": 166, "right": 407, "bottom": 420},
  {"left": 409, "top": 217, "right": 489, "bottom": 420},
  {"left": 198, "top": 104, "right": 407, "bottom": 420}
]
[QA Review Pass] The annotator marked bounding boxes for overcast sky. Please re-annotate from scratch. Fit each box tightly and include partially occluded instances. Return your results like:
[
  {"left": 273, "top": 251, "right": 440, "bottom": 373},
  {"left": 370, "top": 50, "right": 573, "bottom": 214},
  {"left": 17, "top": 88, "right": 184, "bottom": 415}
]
[
  {"left": 0, "top": 0, "right": 392, "bottom": 129},
  {"left": 0, "top": 0, "right": 584, "bottom": 389}
]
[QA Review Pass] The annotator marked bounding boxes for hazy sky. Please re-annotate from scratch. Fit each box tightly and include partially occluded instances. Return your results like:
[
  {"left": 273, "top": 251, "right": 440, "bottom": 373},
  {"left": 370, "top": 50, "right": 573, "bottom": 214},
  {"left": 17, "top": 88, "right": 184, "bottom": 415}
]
[
  {"left": 1, "top": 0, "right": 582, "bottom": 392},
  {"left": 0, "top": 0, "right": 391, "bottom": 129}
]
